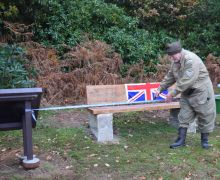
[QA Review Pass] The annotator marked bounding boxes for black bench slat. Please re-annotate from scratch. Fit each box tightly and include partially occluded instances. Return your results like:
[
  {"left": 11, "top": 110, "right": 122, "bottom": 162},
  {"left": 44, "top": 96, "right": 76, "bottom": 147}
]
[
  {"left": 0, "top": 122, "right": 22, "bottom": 130},
  {"left": 0, "top": 88, "right": 42, "bottom": 95},
  {"left": 0, "top": 94, "right": 38, "bottom": 101}
]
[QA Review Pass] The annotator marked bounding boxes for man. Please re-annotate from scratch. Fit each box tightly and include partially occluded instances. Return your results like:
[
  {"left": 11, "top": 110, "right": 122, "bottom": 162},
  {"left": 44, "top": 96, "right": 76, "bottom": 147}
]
[{"left": 156, "top": 41, "right": 216, "bottom": 149}]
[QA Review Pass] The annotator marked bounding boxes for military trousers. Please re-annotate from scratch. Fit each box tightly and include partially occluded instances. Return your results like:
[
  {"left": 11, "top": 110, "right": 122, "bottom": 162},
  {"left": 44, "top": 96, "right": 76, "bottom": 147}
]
[{"left": 178, "top": 80, "right": 216, "bottom": 133}]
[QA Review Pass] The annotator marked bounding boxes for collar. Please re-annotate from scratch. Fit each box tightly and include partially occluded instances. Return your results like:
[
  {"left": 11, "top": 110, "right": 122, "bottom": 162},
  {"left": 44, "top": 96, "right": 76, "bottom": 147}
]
[
  {"left": 175, "top": 49, "right": 185, "bottom": 67},
  {"left": 180, "top": 49, "right": 186, "bottom": 64}
]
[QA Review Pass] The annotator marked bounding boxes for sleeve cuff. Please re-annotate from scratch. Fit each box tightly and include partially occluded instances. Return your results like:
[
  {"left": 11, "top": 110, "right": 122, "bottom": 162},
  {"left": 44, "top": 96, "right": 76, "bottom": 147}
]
[
  {"left": 169, "top": 89, "right": 179, "bottom": 97},
  {"left": 157, "top": 86, "right": 163, "bottom": 93}
]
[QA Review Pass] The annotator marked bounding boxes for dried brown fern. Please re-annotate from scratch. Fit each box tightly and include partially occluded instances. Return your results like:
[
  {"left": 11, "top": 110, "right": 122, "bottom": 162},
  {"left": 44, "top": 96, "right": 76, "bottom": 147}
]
[
  {"left": 2, "top": 21, "right": 33, "bottom": 42},
  {"left": 205, "top": 54, "right": 220, "bottom": 88},
  {"left": 32, "top": 40, "right": 124, "bottom": 105},
  {"left": 26, "top": 47, "right": 59, "bottom": 76}
]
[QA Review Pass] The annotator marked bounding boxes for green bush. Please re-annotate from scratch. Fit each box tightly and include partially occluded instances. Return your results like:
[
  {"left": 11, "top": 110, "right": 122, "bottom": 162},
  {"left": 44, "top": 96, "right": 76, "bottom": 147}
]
[
  {"left": 0, "top": 2, "right": 19, "bottom": 20},
  {"left": 33, "top": 0, "right": 169, "bottom": 64},
  {"left": 105, "top": 0, "right": 199, "bottom": 31},
  {"left": 102, "top": 27, "right": 170, "bottom": 63},
  {"left": 106, "top": 0, "right": 220, "bottom": 58},
  {"left": 0, "top": 0, "right": 51, "bottom": 22},
  {"left": 34, "top": 0, "right": 138, "bottom": 45},
  {"left": 1, "top": 0, "right": 220, "bottom": 65},
  {"left": 1, "top": 0, "right": 175, "bottom": 65},
  {"left": 0, "top": 44, "right": 35, "bottom": 88},
  {"left": 182, "top": 0, "right": 220, "bottom": 57}
]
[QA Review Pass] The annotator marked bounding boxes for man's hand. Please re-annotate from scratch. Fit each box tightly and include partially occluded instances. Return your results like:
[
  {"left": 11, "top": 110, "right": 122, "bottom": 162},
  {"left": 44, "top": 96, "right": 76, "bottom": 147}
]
[
  {"left": 154, "top": 89, "right": 161, "bottom": 99},
  {"left": 165, "top": 93, "right": 173, "bottom": 103}
]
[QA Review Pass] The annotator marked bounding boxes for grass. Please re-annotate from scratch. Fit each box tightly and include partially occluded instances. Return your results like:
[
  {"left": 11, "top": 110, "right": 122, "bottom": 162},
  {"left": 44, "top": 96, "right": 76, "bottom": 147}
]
[{"left": 0, "top": 111, "right": 220, "bottom": 179}]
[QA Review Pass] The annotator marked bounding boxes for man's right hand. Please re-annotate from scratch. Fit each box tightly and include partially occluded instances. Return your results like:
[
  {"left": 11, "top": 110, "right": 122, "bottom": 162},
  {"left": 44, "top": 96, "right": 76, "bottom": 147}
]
[{"left": 154, "top": 89, "right": 161, "bottom": 99}]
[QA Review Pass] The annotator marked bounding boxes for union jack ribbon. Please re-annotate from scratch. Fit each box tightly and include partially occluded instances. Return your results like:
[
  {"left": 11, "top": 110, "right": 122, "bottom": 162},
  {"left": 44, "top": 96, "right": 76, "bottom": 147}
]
[{"left": 125, "top": 83, "right": 168, "bottom": 103}]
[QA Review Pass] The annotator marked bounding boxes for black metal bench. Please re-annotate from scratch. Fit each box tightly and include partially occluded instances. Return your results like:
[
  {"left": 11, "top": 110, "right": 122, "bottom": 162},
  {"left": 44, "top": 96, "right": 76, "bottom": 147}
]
[{"left": 0, "top": 88, "right": 42, "bottom": 169}]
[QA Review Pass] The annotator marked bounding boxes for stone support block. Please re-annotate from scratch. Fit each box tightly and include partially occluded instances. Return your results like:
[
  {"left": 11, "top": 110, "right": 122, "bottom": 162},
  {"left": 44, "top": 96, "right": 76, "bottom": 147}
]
[{"left": 89, "top": 113, "right": 114, "bottom": 143}]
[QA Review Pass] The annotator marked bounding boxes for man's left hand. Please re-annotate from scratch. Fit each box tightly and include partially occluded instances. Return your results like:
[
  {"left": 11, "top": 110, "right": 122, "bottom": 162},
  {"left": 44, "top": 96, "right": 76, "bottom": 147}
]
[{"left": 165, "top": 94, "right": 173, "bottom": 103}]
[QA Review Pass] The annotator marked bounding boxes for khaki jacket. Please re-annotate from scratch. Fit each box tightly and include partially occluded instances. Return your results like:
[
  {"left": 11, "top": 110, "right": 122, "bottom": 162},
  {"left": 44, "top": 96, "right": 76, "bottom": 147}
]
[{"left": 160, "top": 49, "right": 210, "bottom": 96}]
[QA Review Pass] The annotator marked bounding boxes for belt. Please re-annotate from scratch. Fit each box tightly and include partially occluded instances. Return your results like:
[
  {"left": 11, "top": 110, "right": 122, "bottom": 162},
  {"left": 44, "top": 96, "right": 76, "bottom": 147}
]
[{"left": 183, "top": 88, "right": 195, "bottom": 96}]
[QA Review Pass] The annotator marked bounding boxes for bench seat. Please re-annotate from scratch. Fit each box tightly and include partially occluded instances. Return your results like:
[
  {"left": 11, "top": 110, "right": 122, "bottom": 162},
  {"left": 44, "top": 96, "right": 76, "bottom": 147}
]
[
  {"left": 86, "top": 83, "right": 184, "bottom": 142},
  {"left": 88, "top": 101, "right": 180, "bottom": 114},
  {"left": 86, "top": 83, "right": 198, "bottom": 143}
]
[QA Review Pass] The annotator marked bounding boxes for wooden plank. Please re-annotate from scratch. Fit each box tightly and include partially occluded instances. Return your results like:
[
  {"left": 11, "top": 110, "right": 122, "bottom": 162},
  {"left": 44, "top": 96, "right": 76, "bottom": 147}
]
[
  {"left": 88, "top": 101, "right": 180, "bottom": 114},
  {"left": 86, "top": 84, "right": 126, "bottom": 104}
]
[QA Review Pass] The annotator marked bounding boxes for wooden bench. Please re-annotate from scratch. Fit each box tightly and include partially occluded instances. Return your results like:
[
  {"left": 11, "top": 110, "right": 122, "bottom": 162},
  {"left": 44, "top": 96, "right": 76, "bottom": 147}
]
[
  {"left": 0, "top": 88, "right": 42, "bottom": 169},
  {"left": 86, "top": 83, "right": 181, "bottom": 143}
]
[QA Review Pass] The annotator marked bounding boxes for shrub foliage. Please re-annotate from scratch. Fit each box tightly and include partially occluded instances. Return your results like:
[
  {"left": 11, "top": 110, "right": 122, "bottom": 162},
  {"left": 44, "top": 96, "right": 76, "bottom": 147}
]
[
  {"left": 33, "top": 0, "right": 165, "bottom": 64},
  {"left": 0, "top": 0, "right": 219, "bottom": 91},
  {"left": 106, "top": 0, "right": 220, "bottom": 58},
  {"left": 0, "top": 44, "right": 35, "bottom": 88}
]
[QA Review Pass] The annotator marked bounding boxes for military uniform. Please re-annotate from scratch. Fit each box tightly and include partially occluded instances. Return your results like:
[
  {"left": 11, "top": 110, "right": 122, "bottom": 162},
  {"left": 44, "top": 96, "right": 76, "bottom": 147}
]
[{"left": 159, "top": 49, "right": 216, "bottom": 133}]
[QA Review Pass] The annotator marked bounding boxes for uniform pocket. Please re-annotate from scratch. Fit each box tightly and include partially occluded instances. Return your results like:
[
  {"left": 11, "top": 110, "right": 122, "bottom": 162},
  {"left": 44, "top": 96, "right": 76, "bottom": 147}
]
[
  {"left": 189, "top": 87, "right": 208, "bottom": 106},
  {"left": 196, "top": 91, "right": 208, "bottom": 105},
  {"left": 188, "top": 81, "right": 215, "bottom": 115}
]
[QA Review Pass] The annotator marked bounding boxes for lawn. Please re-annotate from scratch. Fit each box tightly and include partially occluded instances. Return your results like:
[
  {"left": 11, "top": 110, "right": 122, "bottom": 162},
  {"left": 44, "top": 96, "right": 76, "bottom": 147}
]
[{"left": 0, "top": 110, "right": 220, "bottom": 179}]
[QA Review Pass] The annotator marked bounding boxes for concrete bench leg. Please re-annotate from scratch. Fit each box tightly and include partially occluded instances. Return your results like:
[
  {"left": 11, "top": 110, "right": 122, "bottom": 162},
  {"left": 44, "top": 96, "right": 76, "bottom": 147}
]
[
  {"left": 169, "top": 108, "right": 180, "bottom": 128},
  {"left": 187, "top": 118, "right": 197, "bottom": 133},
  {"left": 89, "top": 113, "right": 114, "bottom": 143},
  {"left": 169, "top": 108, "right": 197, "bottom": 133}
]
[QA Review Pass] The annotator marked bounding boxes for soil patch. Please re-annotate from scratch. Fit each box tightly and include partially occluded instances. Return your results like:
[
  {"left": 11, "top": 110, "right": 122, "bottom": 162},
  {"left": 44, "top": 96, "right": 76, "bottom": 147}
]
[
  {"left": 0, "top": 148, "right": 79, "bottom": 179},
  {"left": 42, "top": 109, "right": 89, "bottom": 128}
]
